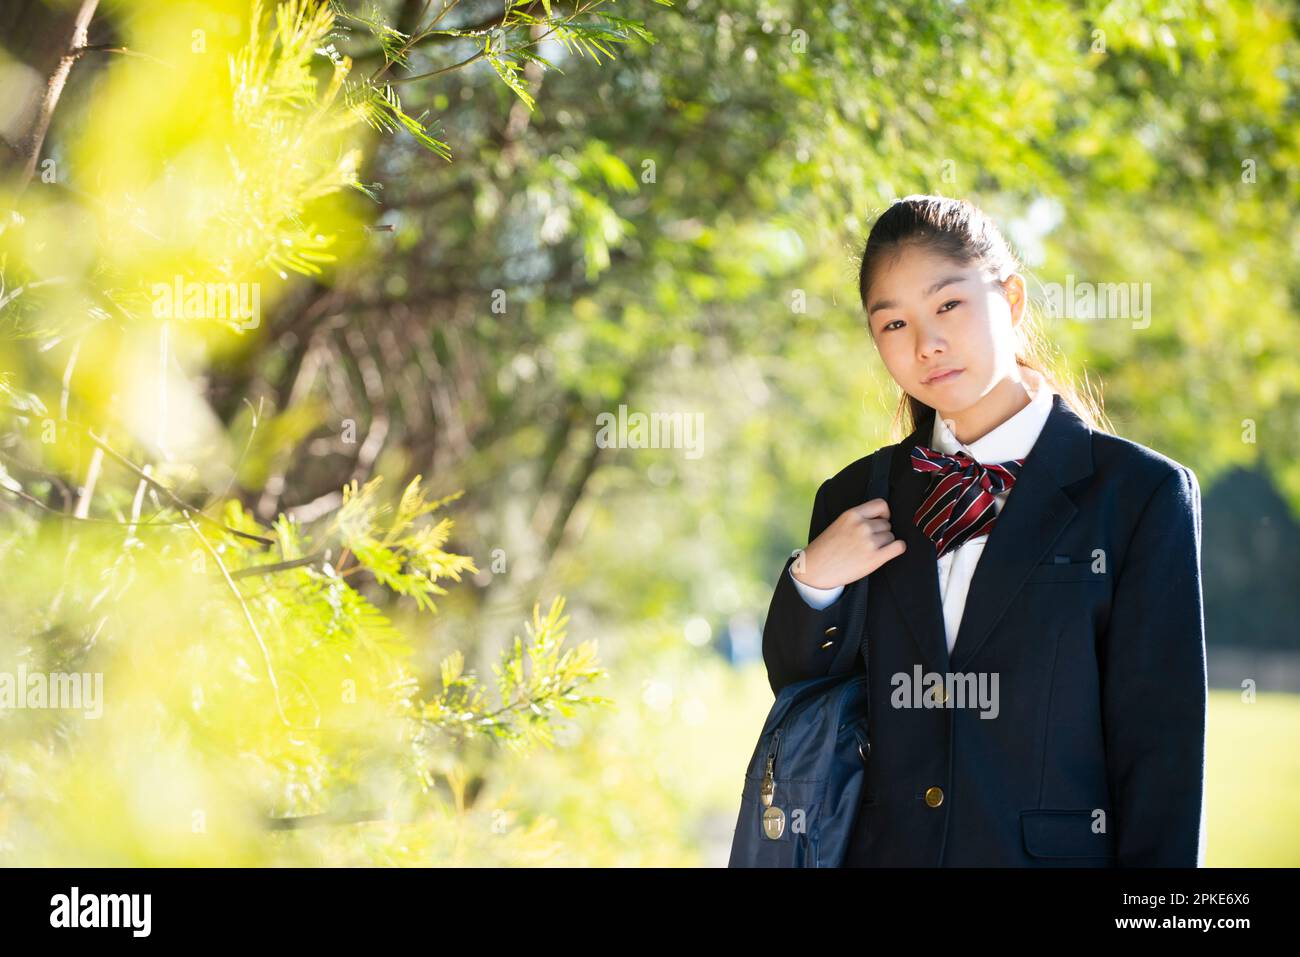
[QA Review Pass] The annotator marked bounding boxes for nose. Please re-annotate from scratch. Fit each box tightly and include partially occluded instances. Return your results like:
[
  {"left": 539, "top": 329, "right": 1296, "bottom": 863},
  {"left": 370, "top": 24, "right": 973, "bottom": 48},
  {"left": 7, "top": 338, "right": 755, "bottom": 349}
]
[{"left": 916, "top": 321, "right": 947, "bottom": 360}]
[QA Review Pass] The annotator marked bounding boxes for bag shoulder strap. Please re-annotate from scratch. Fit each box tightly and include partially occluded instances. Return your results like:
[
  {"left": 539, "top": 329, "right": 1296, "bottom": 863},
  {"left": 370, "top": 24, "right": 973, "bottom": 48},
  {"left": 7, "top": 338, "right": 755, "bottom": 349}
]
[
  {"left": 859, "top": 445, "right": 893, "bottom": 665},
  {"left": 853, "top": 445, "right": 893, "bottom": 761}
]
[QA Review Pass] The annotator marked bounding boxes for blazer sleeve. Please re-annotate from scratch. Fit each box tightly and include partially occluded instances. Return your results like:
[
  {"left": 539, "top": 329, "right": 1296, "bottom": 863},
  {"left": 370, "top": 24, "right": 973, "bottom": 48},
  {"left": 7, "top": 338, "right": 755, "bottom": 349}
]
[
  {"left": 1100, "top": 465, "right": 1208, "bottom": 867},
  {"left": 761, "top": 477, "right": 857, "bottom": 697}
]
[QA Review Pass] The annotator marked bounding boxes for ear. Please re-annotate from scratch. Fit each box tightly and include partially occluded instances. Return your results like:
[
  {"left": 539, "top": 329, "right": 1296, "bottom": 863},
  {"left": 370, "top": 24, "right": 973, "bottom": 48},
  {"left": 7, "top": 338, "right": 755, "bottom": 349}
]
[{"left": 1002, "top": 272, "right": 1027, "bottom": 328}]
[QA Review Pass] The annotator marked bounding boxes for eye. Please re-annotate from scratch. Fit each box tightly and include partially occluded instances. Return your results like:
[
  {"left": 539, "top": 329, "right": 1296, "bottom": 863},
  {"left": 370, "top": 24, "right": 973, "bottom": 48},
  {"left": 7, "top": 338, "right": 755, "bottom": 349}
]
[
  {"left": 880, "top": 319, "right": 904, "bottom": 332},
  {"left": 938, "top": 299, "right": 961, "bottom": 313}
]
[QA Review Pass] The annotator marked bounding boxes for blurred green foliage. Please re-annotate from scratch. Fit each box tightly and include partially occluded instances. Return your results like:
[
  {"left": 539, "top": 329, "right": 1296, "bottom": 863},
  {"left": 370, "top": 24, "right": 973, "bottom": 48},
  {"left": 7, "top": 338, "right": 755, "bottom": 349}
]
[{"left": 0, "top": 0, "right": 1295, "bottom": 864}]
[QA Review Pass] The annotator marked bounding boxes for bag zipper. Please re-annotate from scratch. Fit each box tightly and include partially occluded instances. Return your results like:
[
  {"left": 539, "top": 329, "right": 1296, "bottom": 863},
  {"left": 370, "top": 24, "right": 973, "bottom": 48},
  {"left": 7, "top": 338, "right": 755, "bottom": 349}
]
[{"left": 760, "top": 726, "right": 783, "bottom": 807}]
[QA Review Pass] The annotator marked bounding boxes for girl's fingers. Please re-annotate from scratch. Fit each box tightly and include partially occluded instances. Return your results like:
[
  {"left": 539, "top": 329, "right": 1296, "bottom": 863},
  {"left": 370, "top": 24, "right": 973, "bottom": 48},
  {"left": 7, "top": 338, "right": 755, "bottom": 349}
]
[
  {"left": 875, "top": 537, "right": 907, "bottom": 561},
  {"left": 853, "top": 497, "right": 890, "bottom": 520},
  {"left": 870, "top": 528, "right": 907, "bottom": 550}
]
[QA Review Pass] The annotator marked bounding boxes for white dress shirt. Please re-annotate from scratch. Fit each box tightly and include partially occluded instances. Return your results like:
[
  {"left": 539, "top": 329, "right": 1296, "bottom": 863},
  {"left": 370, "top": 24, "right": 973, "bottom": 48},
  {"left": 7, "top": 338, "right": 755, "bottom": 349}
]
[{"left": 791, "top": 372, "right": 1056, "bottom": 655}]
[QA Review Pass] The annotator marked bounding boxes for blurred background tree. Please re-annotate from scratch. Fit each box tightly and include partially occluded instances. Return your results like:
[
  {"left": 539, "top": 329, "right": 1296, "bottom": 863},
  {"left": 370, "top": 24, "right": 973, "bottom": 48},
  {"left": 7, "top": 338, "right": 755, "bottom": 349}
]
[
  {"left": 0, "top": 0, "right": 1296, "bottom": 864},
  {"left": 0, "top": 0, "right": 625, "bottom": 864}
]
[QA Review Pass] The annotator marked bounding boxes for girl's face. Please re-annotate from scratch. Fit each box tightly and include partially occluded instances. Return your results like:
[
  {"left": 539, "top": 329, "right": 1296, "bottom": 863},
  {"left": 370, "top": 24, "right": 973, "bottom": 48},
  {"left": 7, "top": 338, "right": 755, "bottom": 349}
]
[{"left": 865, "top": 244, "right": 1026, "bottom": 420}]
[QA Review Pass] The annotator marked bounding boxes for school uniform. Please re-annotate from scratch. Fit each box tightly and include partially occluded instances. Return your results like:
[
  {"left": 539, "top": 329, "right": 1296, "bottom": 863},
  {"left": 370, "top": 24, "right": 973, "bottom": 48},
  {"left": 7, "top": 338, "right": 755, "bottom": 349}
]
[{"left": 761, "top": 381, "right": 1208, "bottom": 867}]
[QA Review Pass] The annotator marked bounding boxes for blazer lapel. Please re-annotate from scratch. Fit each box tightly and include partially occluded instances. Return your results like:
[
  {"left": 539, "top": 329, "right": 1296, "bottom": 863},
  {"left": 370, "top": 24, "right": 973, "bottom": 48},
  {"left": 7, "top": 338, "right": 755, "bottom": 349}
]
[{"left": 879, "top": 392, "right": 1095, "bottom": 675}]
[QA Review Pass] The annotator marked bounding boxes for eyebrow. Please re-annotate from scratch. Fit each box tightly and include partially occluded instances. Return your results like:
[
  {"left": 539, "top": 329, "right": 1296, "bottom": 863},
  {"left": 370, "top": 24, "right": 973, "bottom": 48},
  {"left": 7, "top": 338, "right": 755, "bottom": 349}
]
[{"left": 867, "top": 275, "right": 969, "bottom": 318}]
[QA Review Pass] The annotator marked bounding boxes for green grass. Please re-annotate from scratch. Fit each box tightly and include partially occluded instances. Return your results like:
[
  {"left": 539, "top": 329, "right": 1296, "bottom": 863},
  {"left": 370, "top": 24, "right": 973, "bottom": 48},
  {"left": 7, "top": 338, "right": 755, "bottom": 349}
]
[{"left": 1206, "top": 689, "right": 1300, "bottom": 866}]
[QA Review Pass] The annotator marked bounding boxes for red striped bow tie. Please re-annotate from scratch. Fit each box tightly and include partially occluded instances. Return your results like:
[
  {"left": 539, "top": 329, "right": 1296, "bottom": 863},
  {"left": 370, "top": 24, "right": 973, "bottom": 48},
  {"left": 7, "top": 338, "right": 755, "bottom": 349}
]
[{"left": 910, "top": 446, "right": 1026, "bottom": 559}]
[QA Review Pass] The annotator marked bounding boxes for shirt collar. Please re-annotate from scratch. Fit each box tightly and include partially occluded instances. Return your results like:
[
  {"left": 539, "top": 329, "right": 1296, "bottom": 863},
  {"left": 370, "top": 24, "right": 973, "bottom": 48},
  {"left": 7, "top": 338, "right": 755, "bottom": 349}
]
[{"left": 930, "top": 370, "right": 1055, "bottom": 463}]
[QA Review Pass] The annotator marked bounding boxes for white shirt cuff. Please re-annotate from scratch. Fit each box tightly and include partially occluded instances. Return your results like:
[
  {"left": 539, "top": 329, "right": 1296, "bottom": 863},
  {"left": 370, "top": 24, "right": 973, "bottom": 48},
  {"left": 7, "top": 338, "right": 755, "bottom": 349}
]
[{"left": 789, "top": 566, "right": 844, "bottom": 609}]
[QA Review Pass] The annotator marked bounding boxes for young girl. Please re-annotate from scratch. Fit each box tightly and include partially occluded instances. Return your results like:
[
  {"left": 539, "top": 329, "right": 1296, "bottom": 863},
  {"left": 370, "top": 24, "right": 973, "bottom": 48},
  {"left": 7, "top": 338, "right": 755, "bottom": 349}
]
[{"left": 762, "top": 195, "right": 1207, "bottom": 867}]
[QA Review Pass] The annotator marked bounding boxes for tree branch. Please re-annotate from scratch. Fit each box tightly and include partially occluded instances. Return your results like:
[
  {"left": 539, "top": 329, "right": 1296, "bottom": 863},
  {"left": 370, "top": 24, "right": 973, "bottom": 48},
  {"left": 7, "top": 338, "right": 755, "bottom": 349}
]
[
  {"left": 13, "top": 0, "right": 99, "bottom": 192},
  {"left": 350, "top": 0, "right": 555, "bottom": 70}
]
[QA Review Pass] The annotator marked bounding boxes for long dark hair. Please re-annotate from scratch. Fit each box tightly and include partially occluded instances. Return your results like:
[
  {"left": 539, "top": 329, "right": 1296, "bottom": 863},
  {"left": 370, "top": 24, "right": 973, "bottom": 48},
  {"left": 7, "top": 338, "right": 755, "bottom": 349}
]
[{"left": 857, "top": 195, "right": 1111, "bottom": 440}]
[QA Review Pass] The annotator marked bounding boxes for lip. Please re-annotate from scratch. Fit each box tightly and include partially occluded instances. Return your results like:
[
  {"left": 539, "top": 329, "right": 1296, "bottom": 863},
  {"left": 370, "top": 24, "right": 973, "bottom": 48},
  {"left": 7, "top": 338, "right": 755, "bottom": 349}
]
[{"left": 923, "top": 368, "right": 964, "bottom": 385}]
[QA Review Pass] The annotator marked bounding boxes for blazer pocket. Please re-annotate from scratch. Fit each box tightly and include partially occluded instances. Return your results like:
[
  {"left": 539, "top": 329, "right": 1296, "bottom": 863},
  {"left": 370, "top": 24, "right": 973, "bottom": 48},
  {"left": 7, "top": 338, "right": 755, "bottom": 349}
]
[
  {"left": 1020, "top": 809, "right": 1115, "bottom": 859},
  {"left": 1025, "top": 559, "right": 1105, "bottom": 584}
]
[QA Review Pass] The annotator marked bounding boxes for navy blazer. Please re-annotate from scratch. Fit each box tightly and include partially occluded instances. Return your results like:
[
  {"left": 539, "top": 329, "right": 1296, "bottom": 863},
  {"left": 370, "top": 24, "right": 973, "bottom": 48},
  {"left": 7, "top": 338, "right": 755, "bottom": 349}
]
[{"left": 762, "top": 393, "right": 1208, "bottom": 867}]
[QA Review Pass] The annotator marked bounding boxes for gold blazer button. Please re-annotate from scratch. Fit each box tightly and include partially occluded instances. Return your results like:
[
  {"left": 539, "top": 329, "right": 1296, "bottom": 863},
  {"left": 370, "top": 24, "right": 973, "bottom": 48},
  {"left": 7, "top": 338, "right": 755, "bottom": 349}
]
[{"left": 925, "top": 786, "right": 944, "bottom": 807}]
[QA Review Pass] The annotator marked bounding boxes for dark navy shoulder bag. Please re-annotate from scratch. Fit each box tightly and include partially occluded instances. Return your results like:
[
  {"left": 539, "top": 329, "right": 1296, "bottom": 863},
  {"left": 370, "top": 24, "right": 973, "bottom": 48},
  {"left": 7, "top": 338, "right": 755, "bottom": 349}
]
[{"left": 728, "top": 446, "right": 892, "bottom": 867}]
